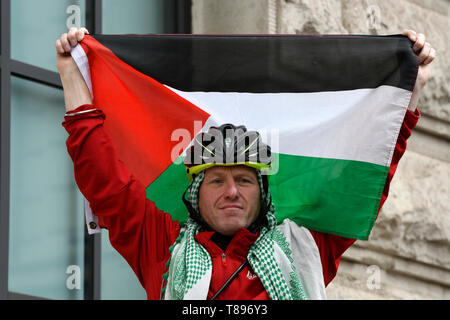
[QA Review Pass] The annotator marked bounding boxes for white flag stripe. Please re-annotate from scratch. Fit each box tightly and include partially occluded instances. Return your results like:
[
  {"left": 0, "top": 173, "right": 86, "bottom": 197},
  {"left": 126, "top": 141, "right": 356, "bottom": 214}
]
[
  {"left": 71, "top": 44, "right": 93, "bottom": 96},
  {"left": 166, "top": 85, "right": 410, "bottom": 167}
]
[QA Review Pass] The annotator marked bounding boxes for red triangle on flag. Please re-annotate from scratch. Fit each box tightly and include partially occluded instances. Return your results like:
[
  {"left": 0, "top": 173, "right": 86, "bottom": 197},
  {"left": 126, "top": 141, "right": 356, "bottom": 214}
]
[{"left": 80, "top": 36, "right": 210, "bottom": 186}]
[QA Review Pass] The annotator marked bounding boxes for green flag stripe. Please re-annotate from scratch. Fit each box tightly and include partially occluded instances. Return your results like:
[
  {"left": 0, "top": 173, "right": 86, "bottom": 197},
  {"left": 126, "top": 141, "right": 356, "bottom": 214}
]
[
  {"left": 146, "top": 154, "right": 388, "bottom": 240},
  {"left": 269, "top": 154, "right": 388, "bottom": 240}
]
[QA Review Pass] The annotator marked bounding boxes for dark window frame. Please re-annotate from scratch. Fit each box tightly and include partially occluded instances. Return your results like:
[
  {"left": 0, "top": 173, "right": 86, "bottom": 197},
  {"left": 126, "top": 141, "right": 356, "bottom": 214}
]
[{"left": 0, "top": 0, "right": 191, "bottom": 300}]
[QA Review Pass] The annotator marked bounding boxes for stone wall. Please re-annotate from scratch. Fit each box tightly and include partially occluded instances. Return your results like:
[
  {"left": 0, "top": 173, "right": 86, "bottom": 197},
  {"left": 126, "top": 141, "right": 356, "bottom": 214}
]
[{"left": 191, "top": 0, "right": 450, "bottom": 299}]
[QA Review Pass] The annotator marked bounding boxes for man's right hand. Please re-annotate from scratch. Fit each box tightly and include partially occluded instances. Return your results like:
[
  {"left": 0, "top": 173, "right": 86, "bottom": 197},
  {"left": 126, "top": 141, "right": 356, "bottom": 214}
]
[
  {"left": 55, "top": 27, "right": 93, "bottom": 112},
  {"left": 55, "top": 27, "right": 89, "bottom": 75}
]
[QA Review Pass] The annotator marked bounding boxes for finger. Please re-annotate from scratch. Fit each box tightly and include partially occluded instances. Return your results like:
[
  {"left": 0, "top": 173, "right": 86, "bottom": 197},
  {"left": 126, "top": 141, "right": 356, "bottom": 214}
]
[
  {"left": 423, "top": 47, "right": 436, "bottom": 65},
  {"left": 418, "top": 42, "right": 431, "bottom": 64},
  {"left": 413, "top": 33, "right": 425, "bottom": 53},
  {"left": 67, "top": 27, "right": 78, "bottom": 46},
  {"left": 60, "top": 33, "right": 71, "bottom": 52},
  {"left": 402, "top": 29, "right": 417, "bottom": 42},
  {"left": 77, "top": 27, "right": 89, "bottom": 41},
  {"left": 55, "top": 39, "right": 65, "bottom": 54}
]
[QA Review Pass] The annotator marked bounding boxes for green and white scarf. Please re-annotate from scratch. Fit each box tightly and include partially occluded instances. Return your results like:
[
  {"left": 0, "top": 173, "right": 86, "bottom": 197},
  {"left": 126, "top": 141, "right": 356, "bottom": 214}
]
[{"left": 162, "top": 171, "right": 307, "bottom": 300}]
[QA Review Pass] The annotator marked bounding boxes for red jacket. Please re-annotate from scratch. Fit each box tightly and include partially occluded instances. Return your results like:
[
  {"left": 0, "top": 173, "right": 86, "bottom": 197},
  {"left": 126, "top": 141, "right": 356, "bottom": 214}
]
[{"left": 63, "top": 104, "right": 420, "bottom": 300}]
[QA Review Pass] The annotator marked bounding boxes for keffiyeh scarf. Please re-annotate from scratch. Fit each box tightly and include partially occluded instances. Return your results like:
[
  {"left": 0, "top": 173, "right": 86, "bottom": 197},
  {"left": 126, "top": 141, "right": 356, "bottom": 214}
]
[{"left": 162, "top": 170, "right": 307, "bottom": 300}]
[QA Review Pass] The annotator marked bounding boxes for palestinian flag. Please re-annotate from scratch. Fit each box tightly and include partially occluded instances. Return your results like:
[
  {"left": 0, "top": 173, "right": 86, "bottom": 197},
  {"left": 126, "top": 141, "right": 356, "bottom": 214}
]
[{"left": 72, "top": 34, "right": 417, "bottom": 240}]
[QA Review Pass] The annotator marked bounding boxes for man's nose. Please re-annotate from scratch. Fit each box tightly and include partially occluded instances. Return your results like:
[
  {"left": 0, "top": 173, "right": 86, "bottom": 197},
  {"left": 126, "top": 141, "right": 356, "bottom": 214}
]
[{"left": 224, "top": 180, "right": 239, "bottom": 199}]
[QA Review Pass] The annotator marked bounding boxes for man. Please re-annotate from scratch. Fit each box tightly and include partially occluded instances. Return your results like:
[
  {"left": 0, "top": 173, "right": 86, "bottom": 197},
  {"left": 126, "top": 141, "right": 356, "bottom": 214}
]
[{"left": 56, "top": 28, "right": 435, "bottom": 299}]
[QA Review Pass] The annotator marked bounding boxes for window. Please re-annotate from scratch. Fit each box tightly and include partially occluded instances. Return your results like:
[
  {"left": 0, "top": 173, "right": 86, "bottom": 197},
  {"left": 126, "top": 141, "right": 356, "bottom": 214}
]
[
  {"left": 11, "top": 0, "right": 86, "bottom": 72},
  {"left": 102, "top": 0, "right": 164, "bottom": 35},
  {"left": 9, "top": 76, "right": 85, "bottom": 300},
  {"left": 0, "top": 0, "right": 191, "bottom": 300}
]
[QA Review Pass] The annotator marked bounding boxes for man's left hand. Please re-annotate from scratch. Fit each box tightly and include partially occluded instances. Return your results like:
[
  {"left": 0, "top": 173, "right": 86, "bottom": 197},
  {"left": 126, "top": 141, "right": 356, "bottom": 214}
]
[{"left": 402, "top": 29, "right": 436, "bottom": 111}]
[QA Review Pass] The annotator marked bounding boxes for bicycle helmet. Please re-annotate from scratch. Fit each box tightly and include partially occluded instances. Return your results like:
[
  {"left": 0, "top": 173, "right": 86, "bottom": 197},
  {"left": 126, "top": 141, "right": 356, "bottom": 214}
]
[{"left": 184, "top": 124, "right": 272, "bottom": 180}]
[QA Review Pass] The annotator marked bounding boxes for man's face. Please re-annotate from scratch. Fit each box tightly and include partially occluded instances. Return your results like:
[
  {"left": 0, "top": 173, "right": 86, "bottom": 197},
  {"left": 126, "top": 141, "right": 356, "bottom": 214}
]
[{"left": 198, "top": 165, "right": 261, "bottom": 236}]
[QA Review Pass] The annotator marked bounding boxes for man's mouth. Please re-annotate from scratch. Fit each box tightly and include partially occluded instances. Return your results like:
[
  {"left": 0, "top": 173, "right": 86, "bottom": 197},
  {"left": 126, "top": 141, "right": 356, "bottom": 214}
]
[{"left": 220, "top": 204, "right": 243, "bottom": 210}]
